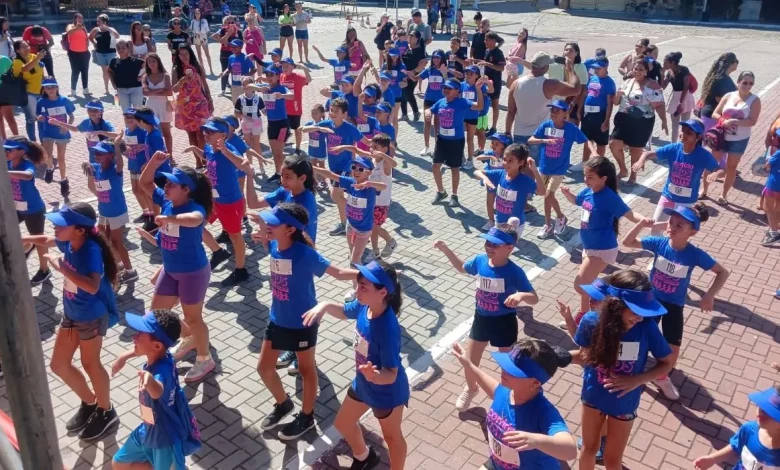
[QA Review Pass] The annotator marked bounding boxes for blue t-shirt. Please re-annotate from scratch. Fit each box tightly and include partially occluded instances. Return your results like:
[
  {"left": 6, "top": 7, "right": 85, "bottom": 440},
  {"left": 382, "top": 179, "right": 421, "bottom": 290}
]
[
  {"left": 430, "top": 97, "right": 473, "bottom": 140},
  {"left": 261, "top": 84, "right": 290, "bottom": 121},
  {"left": 332, "top": 91, "right": 359, "bottom": 119},
  {"left": 340, "top": 175, "right": 376, "bottom": 232},
  {"left": 153, "top": 188, "right": 209, "bottom": 273},
  {"left": 730, "top": 421, "right": 780, "bottom": 470},
  {"left": 320, "top": 119, "right": 364, "bottom": 173},
  {"left": 145, "top": 128, "right": 172, "bottom": 174},
  {"left": 36, "top": 96, "right": 76, "bottom": 140},
  {"left": 378, "top": 122, "right": 396, "bottom": 142},
  {"left": 227, "top": 53, "right": 254, "bottom": 86},
  {"left": 576, "top": 187, "right": 629, "bottom": 250},
  {"left": 767, "top": 150, "right": 780, "bottom": 192},
  {"left": 124, "top": 126, "right": 149, "bottom": 173},
  {"left": 380, "top": 87, "right": 396, "bottom": 108},
  {"left": 304, "top": 120, "right": 327, "bottom": 158},
  {"left": 387, "top": 63, "right": 407, "bottom": 97},
  {"left": 56, "top": 239, "right": 109, "bottom": 322},
  {"left": 92, "top": 163, "right": 127, "bottom": 218},
  {"left": 419, "top": 68, "right": 448, "bottom": 102},
  {"left": 484, "top": 169, "right": 537, "bottom": 225},
  {"left": 136, "top": 353, "right": 189, "bottom": 450},
  {"left": 583, "top": 74, "right": 617, "bottom": 113},
  {"left": 345, "top": 301, "right": 410, "bottom": 410},
  {"left": 642, "top": 236, "right": 716, "bottom": 307},
  {"left": 487, "top": 386, "right": 569, "bottom": 470},
  {"left": 327, "top": 58, "right": 351, "bottom": 82},
  {"left": 8, "top": 160, "right": 44, "bottom": 215},
  {"left": 354, "top": 115, "right": 379, "bottom": 142},
  {"left": 464, "top": 254, "right": 533, "bottom": 317},
  {"left": 534, "top": 120, "right": 587, "bottom": 176},
  {"left": 78, "top": 118, "right": 115, "bottom": 163},
  {"left": 268, "top": 240, "right": 330, "bottom": 329},
  {"left": 656, "top": 143, "right": 720, "bottom": 204},
  {"left": 227, "top": 134, "right": 250, "bottom": 178},
  {"left": 205, "top": 143, "right": 243, "bottom": 204},
  {"left": 393, "top": 40, "right": 409, "bottom": 56},
  {"left": 575, "top": 311, "right": 671, "bottom": 417},
  {"left": 264, "top": 188, "right": 319, "bottom": 242},
  {"left": 461, "top": 82, "right": 488, "bottom": 119}
]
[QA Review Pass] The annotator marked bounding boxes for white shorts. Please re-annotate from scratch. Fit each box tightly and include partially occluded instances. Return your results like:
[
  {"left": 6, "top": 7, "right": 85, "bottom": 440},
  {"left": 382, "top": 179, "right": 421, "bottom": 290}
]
[
  {"left": 653, "top": 196, "right": 693, "bottom": 224},
  {"left": 584, "top": 247, "right": 619, "bottom": 265},
  {"left": 241, "top": 117, "right": 264, "bottom": 136},
  {"left": 99, "top": 212, "right": 130, "bottom": 230}
]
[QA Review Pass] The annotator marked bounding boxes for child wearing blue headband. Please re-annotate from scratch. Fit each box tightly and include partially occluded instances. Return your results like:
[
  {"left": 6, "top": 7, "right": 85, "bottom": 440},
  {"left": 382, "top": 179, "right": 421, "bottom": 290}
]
[
  {"left": 434, "top": 218, "right": 539, "bottom": 412},
  {"left": 409, "top": 50, "right": 452, "bottom": 157},
  {"left": 37, "top": 77, "right": 75, "bottom": 192},
  {"left": 303, "top": 260, "right": 408, "bottom": 470},
  {"left": 622, "top": 202, "right": 729, "bottom": 402},
  {"left": 762, "top": 136, "right": 780, "bottom": 246},
  {"left": 451, "top": 338, "right": 577, "bottom": 469}
]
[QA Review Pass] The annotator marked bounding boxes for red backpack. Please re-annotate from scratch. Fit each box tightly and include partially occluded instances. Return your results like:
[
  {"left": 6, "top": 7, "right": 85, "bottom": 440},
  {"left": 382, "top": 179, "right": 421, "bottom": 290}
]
[{"left": 689, "top": 73, "right": 698, "bottom": 93}]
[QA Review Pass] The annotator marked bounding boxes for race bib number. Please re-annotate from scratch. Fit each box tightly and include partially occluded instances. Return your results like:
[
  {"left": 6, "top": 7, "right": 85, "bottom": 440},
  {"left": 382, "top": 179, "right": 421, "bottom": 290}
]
[
  {"left": 463, "top": 91, "right": 476, "bottom": 100},
  {"left": 654, "top": 255, "right": 689, "bottom": 279},
  {"left": 231, "top": 74, "right": 241, "bottom": 82},
  {"left": 357, "top": 123, "right": 370, "bottom": 133},
  {"left": 211, "top": 188, "right": 220, "bottom": 198},
  {"left": 584, "top": 105, "right": 600, "bottom": 114},
  {"left": 334, "top": 66, "right": 346, "bottom": 72},
  {"left": 391, "top": 70, "right": 398, "bottom": 77},
  {"left": 488, "top": 430, "right": 520, "bottom": 466},
  {"left": 263, "top": 93, "right": 276, "bottom": 102},
  {"left": 476, "top": 275, "right": 505, "bottom": 294},
  {"left": 545, "top": 127, "right": 565, "bottom": 138},
  {"left": 355, "top": 334, "right": 369, "bottom": 357},
  {"left": 740, "top": 446, "right": 780, "bottom": 470},
  {"left": 430, "top": 75, "right": 443, "bottom": 83},
  {"left": 94, "top": 179, "right": 112, "bottom": 192},
  {"left": 162, "top": 223, "right": 180, "bottom": 237},
  {"left": 124, "top": 135, "right": 139, "bottom": 145},
  {"left": 618, "top": 341, "right": 640, "bottom": 362},
  {"left": 439, "top": 127, "right": 455, "bottom": 137},
  {"left": 347, "top": 195, "right": 367, "bottom": 208},
  {"left": 310, "top": 139, "right": 320, "bottom": 148},
  {"left": 139, "top": 404, "right": 155, "bottom": 424},
  {"left": 667, "top": 183, "right": 692, "bottom": 198},
  {"left": 14, "top": 201, "right": 28, "bottom": 211},
  {"left": 496, "top": 186, "right": 518, "bottom": 202},
  {"left": 64, "top": 277, "right": 78, "bottom": 294},
  {"left": 270, "top": 258, "right": 293, "bottom": 276},
  {"left": 243, "top": 105, "right": 257, "bottom": 114},
  {"left": 48, "top": 106, "right": 67, "bottom": 117},
  {"left": 581, "top": 208, "right": 591, "bottom": 223}
]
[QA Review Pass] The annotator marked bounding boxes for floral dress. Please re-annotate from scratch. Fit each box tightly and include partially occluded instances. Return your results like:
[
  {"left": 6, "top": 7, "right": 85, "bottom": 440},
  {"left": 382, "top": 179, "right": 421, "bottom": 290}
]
[{"left": 174, "top": 65, "right": 211, "bottom": 132}]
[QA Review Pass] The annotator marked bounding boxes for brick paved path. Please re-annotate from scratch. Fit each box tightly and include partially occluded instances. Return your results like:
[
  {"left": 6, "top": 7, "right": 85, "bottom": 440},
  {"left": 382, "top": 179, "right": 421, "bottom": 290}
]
[{"left": 3, "top": 3, "right": 780, "bottom": 469}]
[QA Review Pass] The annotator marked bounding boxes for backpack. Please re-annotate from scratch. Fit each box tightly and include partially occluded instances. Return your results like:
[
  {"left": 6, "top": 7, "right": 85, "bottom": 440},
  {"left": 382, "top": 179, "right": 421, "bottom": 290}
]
[
  {"left": 61, "top": 32, "right": 70, "bottom": 51},
  {"left": 703, "top": 121, "right": 725, "bottom": 152},
  {"left": 688, "top": 73, "right": 698, "bottom": 93}
]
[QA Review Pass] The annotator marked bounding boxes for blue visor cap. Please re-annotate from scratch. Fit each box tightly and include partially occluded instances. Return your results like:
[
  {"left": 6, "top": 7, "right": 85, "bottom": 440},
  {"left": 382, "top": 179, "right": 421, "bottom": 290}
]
[
  {"left": 45, "top": 205, "right": 97, "bottom": 228},
  {"left": 265, "top": 66, "right": 283, "bottom": 75},
  {"left": 590, "top": 59, "right": 608, "bottom": 69},
  {"left": 3, "top": 140, "right": 30, "bottom": 152},
  {"left": 479, "top": 227, "right": 516, "bottom": 245},
  {"left": 133, "top": 109, "right": 160, "bottom": 126},
  {"left": 547, "top": 99, "right": 570, "bottom": 111},
  {"left": 259, "top": 206, "right": 306, "bottom": 232},
  {"left": 42, "top": 77, "right": 58, "bottom": 87},
  {"left": 230, "top": 39, "right": 244, "bottom": 48},
  {"left": 281, "top": 57, "right": 295, "bottom": 66},
  {"left": 123, "top": 107, "right": 138, "bottom": 117},
  {"left": 387, "top": 48, "right": 401, "bottom": 57},
  {"left": 680, "top": 119, "right": 705, "bottom": 135},
  {"left": 749, "top": 388, "right": 780, "bottom": 424},
  {"left": 431, "top": 50, "right": 446, "bottom": 60},
  {"left": 85, "top": 101, "right": 104, "bottom": 111},
  {"left": 662, "top": 205, "right": 701, "bottom": 230},
  {"left": 579, "top": 278, "right": 610, "bottom": 302},
  {"left": 200, "top": 119, "right": 229, "bottom": 134},
  {"left": 443, "top": 79, "right": 460, "bottom": 90},
  {"left": 125, "top": 311, "right": 175, "bottom": 348},
  {"left": 488, "top": 134, "right": 512, "bottom": 147},
  {"left": 93, "top": 141, "right": 115, "bottom": 155},
  {"left": 353, "top": 156, "right": 374, "bottom": 170},
  {"left": 340, "top": 75, "right": 355, "bottom": 85},
  {"left": 355, "top": 261, "right": 395, "bottom": 294},
  {"left": 379, "top": 72, "right": 394, "bottom": 82},
  {"left": 376, "top": 103, "right": 392, "bottom": 113},
  {"left": 335, "top": 46, "right": 348, "bottom": 54},
  {"left": 223, "top": 115, "right": 240, "bottom": 129},
  {"left": 606, "top": 286, "right": 667, "bottom": 317},
  {"left": 464, "top": 65, "right": 480, "bottom": 75},
  {"left": 270, "top": 48, "right": 283, "bottom": 56},
  {"left": 160, "top": 167, "right": 196, "bottom": 191},
  {"left": 492, "top": 349, "right": 551, "bottom": 384},
  {"left": 363, "top": 86, "right": 377, "bottom": 98}
]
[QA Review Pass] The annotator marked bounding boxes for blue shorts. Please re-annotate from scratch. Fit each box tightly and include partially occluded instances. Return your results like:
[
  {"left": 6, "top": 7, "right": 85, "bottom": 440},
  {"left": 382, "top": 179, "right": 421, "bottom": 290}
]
[
  {"left": 295, "top": 29, "right": 309, "bottom": 40},
  {"left": 113, "top": 427, "right": 187, "bottom": 469},
  {"left": 722, "top": 137, "right": 749, "bottom": 154},
  {"left": 512, "top": 135, "right": 541, "bottom": 160}
]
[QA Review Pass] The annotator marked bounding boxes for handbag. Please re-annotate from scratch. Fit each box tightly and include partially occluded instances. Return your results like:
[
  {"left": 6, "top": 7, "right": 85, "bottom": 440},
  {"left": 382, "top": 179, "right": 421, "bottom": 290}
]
[
  {"left": 623, "top": 79, "right": 645, "bottom": 120},
  {"left": 0, "top": 68, "right": 27, "bottom": 107},
  {"left": 703, "top": 120, "right": 726, "bottom": 151},
  {"left": 61, "top": 32, "right": 70, "bottom": 51}
]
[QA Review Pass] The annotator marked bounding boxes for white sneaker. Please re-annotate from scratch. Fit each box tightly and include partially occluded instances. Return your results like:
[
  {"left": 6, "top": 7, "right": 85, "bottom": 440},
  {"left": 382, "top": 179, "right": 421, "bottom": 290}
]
[
  {"left": 184, "top": 356, "right": 216, "bottom": 383},
  {"left": 380, "top": 238, "right": 397, "bottom": 258},
  {"left": 69, "top": 89, "right": 77, "bottom": 97},
  {"left": 553, "top": 216, "right": 568, "bottom": 236},
  {"left": 455, "top": 385, "right": 479, "bottom": 411},
  {"left": 462, "top": 159, "right": 474, "bottom": 170},
  {"left": 82, "top": 88, "right": 92, "bottom": 96},
  {"left": 569, "top": 162, "right": 584, "bottom": 172},
  {"left": 481, "top": 220, "right": 495, "bottom": 231},
  {"left": 344, "top": 290, "right": 356, "bottom": 303},
  {"left": 654, "top": 376, "right": 680, "bottom": 401},
  {"left": 420, "top": 147, "right": 431, "bottom": 156},
  {"left": 171, "top": 335, "right": 196, "bottom": 361},
  {"left": 536, "top": 224, "right": 554, "bottom": 240}
]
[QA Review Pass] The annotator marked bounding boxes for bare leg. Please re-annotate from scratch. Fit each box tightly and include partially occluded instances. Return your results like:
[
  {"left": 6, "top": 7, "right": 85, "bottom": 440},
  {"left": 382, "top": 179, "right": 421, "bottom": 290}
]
[
  {"left": 720, "top": 152, "right": 741, "bottom": 201},
  {"left": 295, "top": 347, "right": 318, "bottom": 414},
  {"left": 609, "top": 139, "right": 628, "bottom": 178},
  {"left": 79, "top": 335, "right": 110, "bottom": 409},
  {"left": 257, "top": 340, "right": 287, "bottom": 403},
  {"left": 378, "top": 406, "right": 408, "bottom": 470},
  {"left": 334, "top": 395, "right": 371, "bottom": 461},
  {"left": 575, "top": 255, "right": 609, "bottom": 313},
  {"left": 50, "top": 328, "right": 96, "bottom": 404}
]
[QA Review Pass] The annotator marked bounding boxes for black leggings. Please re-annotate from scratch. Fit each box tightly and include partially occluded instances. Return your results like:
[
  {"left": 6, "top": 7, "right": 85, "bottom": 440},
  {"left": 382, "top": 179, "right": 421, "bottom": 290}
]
[
  {"left": 67, "top": 51, "right": 90, "bottom": 90},
  {"left": 40, "top": 53, "right": 54, "bottom": 77},
  {"left": 220, "top": 51, "right": 231, "bottom": 92},
  {"left": 400, "top": 80, "right": 419, "bottom": 116}
]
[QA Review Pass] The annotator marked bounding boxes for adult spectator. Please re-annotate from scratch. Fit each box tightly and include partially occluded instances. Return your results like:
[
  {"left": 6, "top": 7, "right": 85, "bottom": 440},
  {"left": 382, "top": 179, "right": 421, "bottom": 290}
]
[
  {"left": 545, "top": 42, "right": 588, "bottom": 125},
  {"left": 192, "top": 8, "right": 214, "bottom": 75},
  {"left": 475, "top": 30, "right": 504, "bottom": 135},
  {"left": 470, "top": 18, "right": 490, "bottom": 61},
  {"left": 278, "top": 5, "right": 295, "bottom": 57},
  {"left": 89, "top": 14, "right": 120, "bottom": 96},
  {"left": 699, "top": 52, "right": 739, "bottom": 131},
  {"left": 11, "top": 40, "right": 45, "bottom": 141},
  {"left": 181, "top": 0, "right": 192, "bottom": 20},
  {"left": 344, "top": 27, "right": 369, "bottom": 77},
  {"left": 199, "top": 0, "right": 215, "bottom": 23},
  {"left": 280, "top": 58, "right": 312, "bottom": 155},
  {"left": 130, "top": 20, "right": 155, "bottom": 60},
  {"left": 618, "top": 37, "right": 649, "bottom": 79},
  {"left": 400, "top": 30, "right": 427, "bottom": 121},
  {"left": 213, "top": 15, "right": 242, "bottom": 95},
  {"left": 0, "top": 17, "right": 13, "bottom": 59},
  {"left": 167, "top": 17, "right": 191, "bottom": 57},
  {"left": 22, "top": 25, "right": 54, "bottom": 77},
  {"left": 65, "top": 13, "right": 91, "bottom": 97},
  {"left": 426, "top": 0, "right": 439, "bottom": 33},
  {"left": 374, "top": 13, "right": 394, "bottom": 68},
  {"left": 293, "top": 1, "right": 311, "bottom": 63},
  {"left": 0, "top": 50, "right": 17, "bottom": 141},
  {"left": 408, "top": 9, "right": 432, "bottom": 48},
  {"left": 242, "top": 13, "right": 263, "bottom": 75},
  {"left": 661, "top": 51, "right": 694, "bottom": 144},
  {"left": 109, "top": 39, "right": 145, "bottom": 111},
  {"left": 172, "top": 7, "right": 190, "bottom": 31}
]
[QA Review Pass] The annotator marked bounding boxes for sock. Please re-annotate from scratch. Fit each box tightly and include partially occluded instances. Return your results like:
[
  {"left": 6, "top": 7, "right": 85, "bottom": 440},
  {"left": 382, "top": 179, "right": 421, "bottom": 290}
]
[
  {"left": 353, "top": 448, "right": 369, "bottom": 461},
  {"left": 196, "top": 354, "right": 211, "bottom": 362}
]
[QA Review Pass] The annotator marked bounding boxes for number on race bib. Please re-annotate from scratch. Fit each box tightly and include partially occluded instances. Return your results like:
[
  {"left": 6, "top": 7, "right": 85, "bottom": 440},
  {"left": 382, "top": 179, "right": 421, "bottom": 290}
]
[
  {"left": 14, "top": 201, "right": 28, "bottom": 212},
  {"left": 139, "top": 404, "right": 155, "bottom": 424},
  {"left": 653, "top": 256, "right": 689, "bottom": 279},
  {"left": 584, "top": 105, "right": 600, "bottom": 114},
  {"left": 270, "top": 258, "right": 293, "bottom": 276},
  {"left": 617, "top": 342, "right": 640, "bottom": 362},
  {"left": 667, "top": 184, "right": 692, "bottom": 198},
  {"left": 212, "top": 188, "right": 220, "bottom": 198},
  {"left": 439, "top": 127, "right": 455, "bottom": 137},
  {"left": 581, "top": 209, "right": 591, "bottom": 223}
]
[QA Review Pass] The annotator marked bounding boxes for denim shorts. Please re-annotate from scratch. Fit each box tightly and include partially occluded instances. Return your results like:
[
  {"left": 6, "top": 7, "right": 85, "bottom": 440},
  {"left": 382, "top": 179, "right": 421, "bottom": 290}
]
[
  {"left": 722, "top": 138, "right": 750, "bottom": 154},
  {"left": 295, "top": 29, "right": 309, "bottom": 40},
  {"left": 41, "top": 137, "right": 71, "bottom": 144},
  {"left": 92, "top": 51, "right": 116, "bottom": 67},
  {"left": 512, "top": 135, "right": 541, "bottom": 160},
  {"left": 60, "top": 314, "right": 109, "bottom": 341}
]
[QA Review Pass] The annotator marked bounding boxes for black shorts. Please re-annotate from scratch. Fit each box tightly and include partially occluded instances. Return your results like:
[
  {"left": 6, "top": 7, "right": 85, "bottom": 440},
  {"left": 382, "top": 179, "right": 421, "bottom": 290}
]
[
  {"left": 611, "top": 112, "right": 654, "bottom": 148},
  {"left": 655, "top": 300, "right": 684, "bottom": 346},
  {"left": 469, "top": 311, "right": 518, "bottom": 348},
  {"left": 288, "top": 114, "right": 302, "bottom": 130},
  {"left": 464, "top": 118, "right": 478, "bottom": 126},
  {"left": 346, "top": 386, "right": 403, "bottom": 419},
  {"left": 433, "top": 137, "right": 464, "bottom": 168},
  {"left": 569, "top": 103, "right": 580, "bottom": 122},
  {"left": 154, "top": 174, "right": 167, "bottom": 189},
  {"left": 268, "top": 119, "right": 290, "bottom": 142},
  {"left": 17, "top": 210, "right": 45, "bottom": 234},
  {"left": 581, "top": 112, "right": 609, "bottom": 146},
  {"left": 489, "top": 85, "right": 501, "bottom": 101},
  {"left": 423, "top": 99, "right": 438, "bottom": 109},
  {"left": 264, "top": 321, "right": 319, "bottom": 351},
  {"left": 280, "top": 25, "right": 294, "bottom": 38}
]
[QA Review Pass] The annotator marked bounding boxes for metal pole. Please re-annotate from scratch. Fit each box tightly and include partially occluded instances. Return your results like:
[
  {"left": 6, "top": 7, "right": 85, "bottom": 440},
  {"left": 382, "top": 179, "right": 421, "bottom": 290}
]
[
  {"left": 0, "top": 145, "right": 63, "bottom": 470},
  {"left": 395, "top": 0, "right": 399, "bottom": 22}
]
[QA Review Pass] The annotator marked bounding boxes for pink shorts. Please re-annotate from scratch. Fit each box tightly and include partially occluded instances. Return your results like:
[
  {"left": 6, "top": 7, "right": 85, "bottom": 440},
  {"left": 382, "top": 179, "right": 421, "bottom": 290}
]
[
  {"left": 241, "top": 117, "right": 264, "bottom": 136},
  {"left": 373, "top": 205, "right": 389, "bottom": 226},
  {"left": 763, "top": 187, "right": 780, "bottom": 199}
]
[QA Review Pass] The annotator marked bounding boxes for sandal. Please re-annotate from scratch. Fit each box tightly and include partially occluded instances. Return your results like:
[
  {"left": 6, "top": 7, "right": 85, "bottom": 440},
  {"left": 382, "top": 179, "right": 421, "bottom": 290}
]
[{"left": 717, "top": 196, "right": 728, "bottom": 205}]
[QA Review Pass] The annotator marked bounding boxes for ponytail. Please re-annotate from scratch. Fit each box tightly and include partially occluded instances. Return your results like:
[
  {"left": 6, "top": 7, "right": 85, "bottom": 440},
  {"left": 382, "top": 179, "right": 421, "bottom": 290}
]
[
  {"left": 691, "top": 202, "right": 710, "bottom": 224},
  {"left": 69, "top": 202, "right": 119, "bottom": 286},
  {"left": 359, "top": 260, "right": 403, "bottom": 316},
  {"left": 179, "top": 166, "right": 213, "bottom": 218},
  {"left": 7, "top": 136, "right": 47, "bottom": 166},
  {"left": 276, "top": 202, "right": 314, "bottom": 248}
]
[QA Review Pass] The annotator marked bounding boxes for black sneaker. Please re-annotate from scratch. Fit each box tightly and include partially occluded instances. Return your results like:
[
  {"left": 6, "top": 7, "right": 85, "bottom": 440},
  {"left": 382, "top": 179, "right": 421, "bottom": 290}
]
[
  {"left": 132, "top": 214, "right": 147, "bottom": 224},
  {"left": 329, "top": 222, "right": 346, "bottom": 236},
  {"left": 268, "top": 173, "right": 281, "bottom": 183},
  {"left": 350, "top": 446, "right": 381, "bottom": 470},
  {"left": 78, "top": 406, "right": 118, "bottom": 441},
  {"left": 260, "top": 397, "right": 294, "bottom": 430},
  {"left": 278, "top": 412, "right": 315, "bottom": 440},
  {"left": 432, "top": 191, "right": 448, "bottom": 204},
  {"left": 24, "top": 244, "right": 35, "bottom": 259},
  {"left": 220, "top": 267, "right": 249, "bottom": 287},
  {"left": 209, "top": 248, "right": 232, "bottom": 270},
  {"left": 401, "top": 113, "right": 409, "bottom": 121},
  {"left": 30, "top": 269, "right": 52, "bottom": 286},
  {"left": 413, "top": 111, "right": 421, "bottom": 122},
  {"left": 448, "top": 195, "right": 460, "bottom": 207},
  {"left": 60, "top": 179, "right": 70, "bottom": 198},
  {"left": 486, "top": 127, "right": 497, "bottom": 136},
  {"left": 474, "top": 149, "right": 484, "bottom": 157},
  {"left": 44, "top": 168, "right": 54, "bottom": 184},
  {"left": 118, "top": 269, "right": 139, "bottom": 284},
  {"left": 276, "top": 350, "right": 295, "bottom": 368},
  {"left": 65, "top": 401, "right": 98, "bottom": 432},
  {"left": 294, "top": 149, "right": 302, "bottom": 156},
  {"left": 142, "top": 216, "right": 159, "bottom": 234},
  {"left": 215, "top": 230, "right": 231, "bottom": 245}
]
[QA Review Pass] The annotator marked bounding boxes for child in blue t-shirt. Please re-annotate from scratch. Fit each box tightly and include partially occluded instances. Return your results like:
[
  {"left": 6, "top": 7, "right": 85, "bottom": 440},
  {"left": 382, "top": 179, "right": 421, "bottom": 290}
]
[
  {"left": 375, "top": 103, "right": 397, "bottom": 153},
  {"left": 250, "top": 203, "right": 357, "bottom": 438},
  {"left": 22, "top": 202, "right": 120, "bottom": 441},
  {"left": 694, "top": 386, "right": 780, "bottom": 470},
  {"left": 5, "top": 137, "right": 50, "bottom": 284},
  {"left": 112, "top": 309, "right": 201, "bottom": 470},
  {"left": 764, "top": 148, "right": 780, "bottom": 245},
  {"left": 579, "top": 60, "right": 616, "bottom": 164},
  {"left": 82, "top": 139, "right": 136, "bottom": 285},
  {"left": 622, "top": 203, "right": 729, "bottom": 401},
  {"left": 303, "top": 260, "right": 408, "bottom": 470},
  {"left": 222, "top": 39, "right": 256, "bottom": 98},
  {"left": 529, "top": 100, "right": 587, "bottom": 239},
  {"left": 37, "top": 77, "right": 75, "bottom": 189},
  {"left": 571, "top": 268, "right": 673, "bottom": 470},
  {"left": 312, "top": 44, "right": 350, "bottom": 83},
  {"left": 461, "top": 66, "right": 493, "bottom": 168},
  {"left": 411, "top": 50, "right": 451, "bottom": 157},
  {"left": 473, "top": 134, "right": 513, "bottom": 231},
  {"left": 118, "top": 109, "right": 150, "bottom": 219},
  {"left": 451, "top": 338, "right": 577, "bottom": 469},
  {"left": 560, "top": 156, "right": 651, "bottom": 315},
  {"left": 304, "top": 103, "right": 328, "bottom": 188},
  {"left": 131, "top": 107, "right": 173, "bottom": 233},
  {"left": 435, "top": 219, "right": 539, "bottom": 411},
  {"left": 393, "top": 30, "right": 409, "bottom": 56}
]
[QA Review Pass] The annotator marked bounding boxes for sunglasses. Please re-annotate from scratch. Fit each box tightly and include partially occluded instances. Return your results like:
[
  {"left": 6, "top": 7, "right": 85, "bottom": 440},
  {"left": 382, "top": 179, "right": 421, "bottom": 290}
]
[
  {"left": 351, "top": 165, "right": 368, "bottom": 172},
  {"left": 742, "top": 81, "right": 754, "bottom": 86}
]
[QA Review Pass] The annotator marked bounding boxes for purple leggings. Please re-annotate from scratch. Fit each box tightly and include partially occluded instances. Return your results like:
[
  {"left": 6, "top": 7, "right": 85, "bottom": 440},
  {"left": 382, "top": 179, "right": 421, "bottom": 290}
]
[{"left": 154, "top": 264, "right": 211, "bottom": 305}]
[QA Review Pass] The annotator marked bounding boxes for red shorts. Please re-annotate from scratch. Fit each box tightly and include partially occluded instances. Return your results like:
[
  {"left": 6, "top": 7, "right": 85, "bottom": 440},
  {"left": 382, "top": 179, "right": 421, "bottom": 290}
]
[
  {"left": 208, "top": 199, "right": 246, "bottom": 234},
  {"left": 373, "top": 205, "right": 389, "bottom": 226}
]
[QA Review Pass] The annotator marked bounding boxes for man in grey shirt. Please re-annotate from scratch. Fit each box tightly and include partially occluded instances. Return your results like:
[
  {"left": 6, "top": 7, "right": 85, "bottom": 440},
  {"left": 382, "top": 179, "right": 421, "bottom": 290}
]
[{"left": 408, "top": 9, "right": 432, "bottom": 47}]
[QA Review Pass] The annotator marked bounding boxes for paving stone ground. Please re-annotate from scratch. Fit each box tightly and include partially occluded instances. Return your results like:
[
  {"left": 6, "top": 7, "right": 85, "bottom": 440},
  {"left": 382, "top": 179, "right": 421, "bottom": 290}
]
[{"left": 3, "top": 2, "right": 780, "bottom": 469}]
